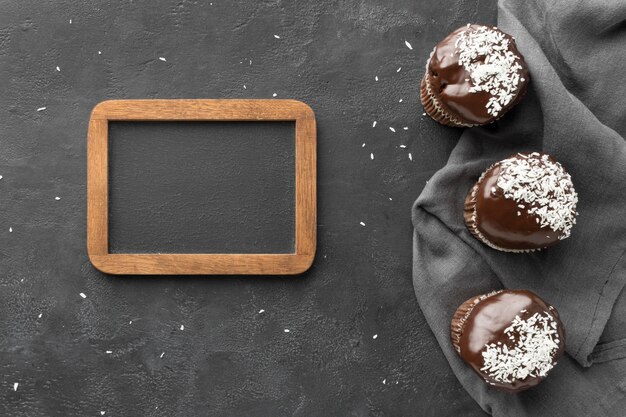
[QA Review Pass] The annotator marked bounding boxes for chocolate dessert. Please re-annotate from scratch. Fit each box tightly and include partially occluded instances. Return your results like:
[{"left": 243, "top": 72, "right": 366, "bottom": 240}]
[
  {"left": 421, "top": 24, "right": 529, "bottom": 127},
  {"left": 464, "top": 152, "right": 578, "bottom": 252},
  {"left": 451, "top": 289, "right": 565, "bottom": 393}
]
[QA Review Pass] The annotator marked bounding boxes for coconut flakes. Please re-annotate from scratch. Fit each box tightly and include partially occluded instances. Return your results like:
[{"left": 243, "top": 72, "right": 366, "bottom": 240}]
[
  {"left": 496, "top": 153, "right": 578, "bottom": 238},
  {"left": 454, "top": 25, "right": 524, "bottom": 117},
  {"left": 481, "top": 312, "right": 560, "bottom": 383}
]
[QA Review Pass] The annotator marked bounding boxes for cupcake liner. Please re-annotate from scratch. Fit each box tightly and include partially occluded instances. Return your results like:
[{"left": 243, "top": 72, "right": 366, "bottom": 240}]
[
  {"left": 450, "top": 290, "right": 503, "bottom": 353},
  {"left": 450, "top": 296, "right": 477, "bottom": 353},
  {"left": 420, "top": 75, "right": 470, "bottom": 128},
  {"left": 463, "top": 166, "right": 539, "bottom": 254},
  {"left": 420, "top": 73, "right": 518, "bottom": 128},
  {"left": 463, "top": 181, "right": 482, "bottom": 242}
]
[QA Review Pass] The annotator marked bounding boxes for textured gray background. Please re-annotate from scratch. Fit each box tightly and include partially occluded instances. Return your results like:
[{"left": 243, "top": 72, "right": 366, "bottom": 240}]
[{"left": 0, "top": 0, "right": 494, "bottom": 415}]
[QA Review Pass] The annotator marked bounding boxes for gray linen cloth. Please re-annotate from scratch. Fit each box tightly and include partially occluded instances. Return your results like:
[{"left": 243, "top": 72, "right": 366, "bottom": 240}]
[{"left": 412, "top": 0, "right": 626, "bottom": 415}]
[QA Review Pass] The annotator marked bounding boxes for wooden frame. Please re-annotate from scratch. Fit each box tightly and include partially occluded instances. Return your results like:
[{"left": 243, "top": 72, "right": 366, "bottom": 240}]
[{"left": 87, "top": 99, "right": 316, "bottom": 275}]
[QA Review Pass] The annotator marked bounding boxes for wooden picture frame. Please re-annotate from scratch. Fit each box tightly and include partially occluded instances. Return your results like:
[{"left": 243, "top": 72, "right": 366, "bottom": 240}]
[{"left": 87, "top": 99, "right": 316, "bottom": 275}]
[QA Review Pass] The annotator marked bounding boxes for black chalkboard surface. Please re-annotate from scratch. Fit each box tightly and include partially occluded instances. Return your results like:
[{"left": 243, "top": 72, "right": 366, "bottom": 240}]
[
  {"left": 87, "top": 99, "right": 316, "bottom": 275},
  {"left": 108, "top": 121, "right": 296, "bottom": 254}
]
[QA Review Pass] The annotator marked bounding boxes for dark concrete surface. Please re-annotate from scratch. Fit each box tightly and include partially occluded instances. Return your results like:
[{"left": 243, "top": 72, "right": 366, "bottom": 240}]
[{"left": 0, "top": 0, "right": 495, "bottom": 415}]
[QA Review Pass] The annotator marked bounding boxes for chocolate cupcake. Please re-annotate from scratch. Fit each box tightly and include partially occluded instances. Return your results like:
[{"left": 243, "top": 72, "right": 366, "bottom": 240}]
[
  {"left": 465, "top": 152, "right": 578, "bottom": 252},
  {"left": 451, "top": 289, "right": 565, "bottom": 393},
  {"left": 421, "top": 24, "right": 529, "bottom": 127}
]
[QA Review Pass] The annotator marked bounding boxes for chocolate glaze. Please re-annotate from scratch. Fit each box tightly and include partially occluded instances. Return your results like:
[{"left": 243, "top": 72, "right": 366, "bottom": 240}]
[
  {"left": 467, "top": 165, "right": 561, "bottom": 250},
  {"left": 464, "top": 153, "right": 575, "bottom": 251},
  {"left": 426, "top": 25, "right": 529, "bottom": 125},
  {"left": 454, "top": 290, "right": 565, "bottom": 393}
]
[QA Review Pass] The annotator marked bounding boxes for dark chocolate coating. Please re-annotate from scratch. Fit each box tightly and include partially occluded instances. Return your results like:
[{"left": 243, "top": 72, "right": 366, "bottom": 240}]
[
  {"left": 466, "top": 164, "right": 561, "bottom": 251},
  {"left": 426, "top": 25, "right": 529, "bottom": 125},
  {"left": 457, "top": 290, "right": 565, "bottom": 393},
  {"left": 464, "top": 153, "right": 575, "bottom": 251}
]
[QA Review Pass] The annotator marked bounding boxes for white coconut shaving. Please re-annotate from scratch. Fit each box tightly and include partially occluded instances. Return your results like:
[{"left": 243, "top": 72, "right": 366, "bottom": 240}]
[
  {"left": 496, "top": 152, "right": 578, "bottom": 239},
  {"left": 481, "top": 311, "right": 561, "bottom": 383},
  {"left": 454, "top": 25, "right": 524, "bottom": 116}
]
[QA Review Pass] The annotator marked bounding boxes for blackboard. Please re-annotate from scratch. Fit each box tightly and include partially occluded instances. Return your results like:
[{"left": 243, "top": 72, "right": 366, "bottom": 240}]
[
  {"left": 108, "top": 121, "right": 296, "bottom": 254},
  {"left": 87, "top": 99, "right": 316, "bottom": 275}
]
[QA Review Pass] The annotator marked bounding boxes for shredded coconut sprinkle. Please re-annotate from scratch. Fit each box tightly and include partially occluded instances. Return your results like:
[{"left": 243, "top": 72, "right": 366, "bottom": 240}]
[
  {"left": 496, "top": 153, "right": 578, "bottom": 238},
  {"left": 454, "top": 25, "right": 523, "bottom": 116},
  {"left": 481, "top": 311, "right": 560, "bottom": 383}
]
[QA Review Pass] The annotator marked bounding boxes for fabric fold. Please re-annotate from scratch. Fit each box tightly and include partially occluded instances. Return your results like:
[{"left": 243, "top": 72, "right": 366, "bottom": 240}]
[{"left": 413, "top": 0, "right": 626, "bottom": 414}]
